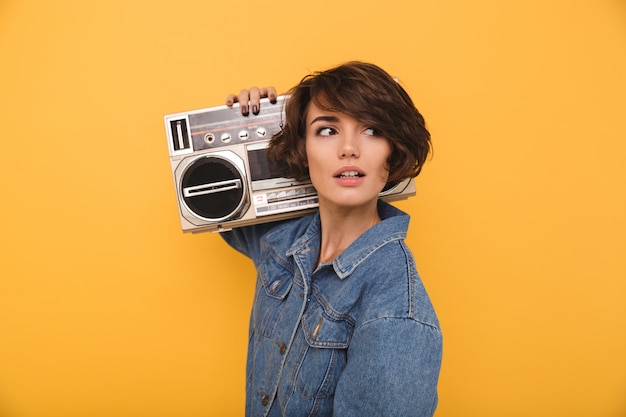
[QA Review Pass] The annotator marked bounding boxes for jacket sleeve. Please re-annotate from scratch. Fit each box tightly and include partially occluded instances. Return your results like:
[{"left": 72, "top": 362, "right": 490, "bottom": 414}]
[
  {"left": 220, "top": 220, "right": 288, "bottom": 261},
  {"left": 220, "top": 224, "right": 270, "bottom": 260},
  {"left": 333, "top": 317, "right": 443, "bottom": 417}
]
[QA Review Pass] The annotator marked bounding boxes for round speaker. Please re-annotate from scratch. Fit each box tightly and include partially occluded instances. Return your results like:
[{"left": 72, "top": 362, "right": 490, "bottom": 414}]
[{"left": 179, "top": 154, "right": 248, "bottom": 222}]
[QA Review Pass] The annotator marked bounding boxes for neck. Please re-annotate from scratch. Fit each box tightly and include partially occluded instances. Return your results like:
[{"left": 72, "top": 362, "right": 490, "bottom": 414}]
[{"left": 317, "top": 199, "right": 381, "bottom": 265}]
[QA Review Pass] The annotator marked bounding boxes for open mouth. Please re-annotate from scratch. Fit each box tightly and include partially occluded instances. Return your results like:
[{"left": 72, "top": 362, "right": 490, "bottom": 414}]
[{"left": 335, "top": 170, "right": 364, "bottom": 178}]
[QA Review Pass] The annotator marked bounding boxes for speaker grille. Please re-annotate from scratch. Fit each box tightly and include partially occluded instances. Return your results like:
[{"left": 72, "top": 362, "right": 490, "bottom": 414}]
[{"left": 181, "top": 156, "right": 246, "bottom": 221}]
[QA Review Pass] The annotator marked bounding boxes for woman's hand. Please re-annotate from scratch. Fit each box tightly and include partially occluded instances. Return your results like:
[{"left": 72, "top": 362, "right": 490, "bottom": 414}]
[{"left": 225, "top": 86, "right": 278, "bottom": 115}]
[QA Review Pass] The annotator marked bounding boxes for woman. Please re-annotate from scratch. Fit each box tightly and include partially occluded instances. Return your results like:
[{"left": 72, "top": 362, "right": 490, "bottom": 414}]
[{"left": 223, "top": 61, "right": 442, "bottom": 417}]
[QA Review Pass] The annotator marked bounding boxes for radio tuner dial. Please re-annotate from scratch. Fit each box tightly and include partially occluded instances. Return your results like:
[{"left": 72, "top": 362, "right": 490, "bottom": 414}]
[
  {"left": 256, "top": 127, "right": 267, "bottom": 137},
  {"left": 238, "top": 130, "right": 250, "bottom": 140}
]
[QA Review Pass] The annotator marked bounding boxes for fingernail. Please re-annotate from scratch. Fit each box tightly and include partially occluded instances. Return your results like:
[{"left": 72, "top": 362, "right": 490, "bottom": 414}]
[
  {"left": 241, "top": 105, "right": 248, "bottom": 115},
  {"left": 252, "top": 105, "right": 259, "bottom": 115},
  {"left": 269, "top": 94, "right": 276, "bottom": 103},
  {"left": 226, "top": 100, "right": 233, "bottom": 106}
]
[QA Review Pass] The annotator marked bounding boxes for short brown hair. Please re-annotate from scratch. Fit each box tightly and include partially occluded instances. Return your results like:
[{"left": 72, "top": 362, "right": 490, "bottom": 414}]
[{"left": 267, "top": 61, "right": 431, "bottom": 183}]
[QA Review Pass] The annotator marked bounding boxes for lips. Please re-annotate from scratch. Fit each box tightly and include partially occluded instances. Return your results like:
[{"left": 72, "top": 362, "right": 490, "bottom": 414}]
[
  {"left": 332, "top": 166, "right": 366, "bottom": 187},
  {"left": 333, "top": 166, "right": 365, "bottom": 178}
]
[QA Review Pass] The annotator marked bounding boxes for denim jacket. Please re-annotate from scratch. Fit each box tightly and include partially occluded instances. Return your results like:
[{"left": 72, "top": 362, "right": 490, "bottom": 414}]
[{"left": 222, "top": 201, "right": 442, "bottom": 417}]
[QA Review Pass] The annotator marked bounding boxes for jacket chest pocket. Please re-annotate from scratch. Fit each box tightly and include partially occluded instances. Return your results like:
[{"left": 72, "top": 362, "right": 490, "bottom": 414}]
[
  {"left": 287, "top": 303, "right": 354, "bottom": 400},
  {"left": 302, "top": 304, "right": 353, "bottom": 349},
  {"left": 252, "top": 255, "right": 294, "bottom": 338}
]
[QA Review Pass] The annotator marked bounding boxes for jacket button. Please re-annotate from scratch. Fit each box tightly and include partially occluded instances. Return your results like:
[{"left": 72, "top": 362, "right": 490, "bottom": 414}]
[
  {"left": 276, "top": 340, "right": 287, "bottom": 355},
  {"left": 260, "top": 392, "right": 270, "bottom": 406}
]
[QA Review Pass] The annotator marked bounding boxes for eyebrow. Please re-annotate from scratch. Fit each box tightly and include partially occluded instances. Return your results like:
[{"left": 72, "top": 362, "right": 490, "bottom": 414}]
[{"left": 309, "top": 115, "right": 340, "bottom": 125}]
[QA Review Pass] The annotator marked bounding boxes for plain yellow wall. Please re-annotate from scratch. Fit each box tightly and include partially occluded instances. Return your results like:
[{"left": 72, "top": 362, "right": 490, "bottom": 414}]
[{"left": 1, "top": 1, "right": 625, "bottom": 416}]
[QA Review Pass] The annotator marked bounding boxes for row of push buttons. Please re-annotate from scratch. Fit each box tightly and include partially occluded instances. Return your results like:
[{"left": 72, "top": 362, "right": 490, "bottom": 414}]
[
  {"left": 256, "top": 197, "right": 319, "bottom": 214},
  {"left": 205, "top": 127, "right": 267, "bottom": 144},
  {"left": 266, "top": 186, "right": 317, "bottom": 203}
]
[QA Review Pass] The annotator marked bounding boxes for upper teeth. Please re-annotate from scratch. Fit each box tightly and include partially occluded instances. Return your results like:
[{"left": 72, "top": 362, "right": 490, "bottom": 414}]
[{"left": 339, "top": 170, "right": 360, "bottom": 177}]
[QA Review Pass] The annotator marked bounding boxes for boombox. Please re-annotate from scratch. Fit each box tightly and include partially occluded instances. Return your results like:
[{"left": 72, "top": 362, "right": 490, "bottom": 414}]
[{"left": 165, "top": 96, "right": 416, "bottom": 233}]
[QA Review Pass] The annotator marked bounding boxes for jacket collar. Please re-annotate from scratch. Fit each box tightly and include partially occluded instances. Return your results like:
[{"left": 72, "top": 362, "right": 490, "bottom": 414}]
[{"left": 286, "top": 201, "right": 410, "bottom": 279}]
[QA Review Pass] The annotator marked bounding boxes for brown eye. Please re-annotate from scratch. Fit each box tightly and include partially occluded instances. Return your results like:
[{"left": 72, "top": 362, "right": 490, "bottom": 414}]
[
  {"left": 316, "top": 127, "right": 336, "bottom": 136},
  {"left": 364, "top": 127, "right": 382, "bottom": 136}
]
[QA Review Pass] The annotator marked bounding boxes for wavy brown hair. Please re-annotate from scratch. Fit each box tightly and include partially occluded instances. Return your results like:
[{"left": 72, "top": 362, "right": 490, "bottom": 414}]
[{"left": 267, "top": 61, "right": 431, "bottom": 183}]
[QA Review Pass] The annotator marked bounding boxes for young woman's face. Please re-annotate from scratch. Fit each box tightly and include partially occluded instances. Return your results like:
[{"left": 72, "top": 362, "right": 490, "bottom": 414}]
[{"left": 305, "top": 101, "right": 392, "bottom": 211}]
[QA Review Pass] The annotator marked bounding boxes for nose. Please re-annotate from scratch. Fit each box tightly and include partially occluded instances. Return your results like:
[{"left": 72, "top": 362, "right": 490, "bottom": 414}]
[{"left": 338, "top": 131, "right": 360, "bottom": 159}]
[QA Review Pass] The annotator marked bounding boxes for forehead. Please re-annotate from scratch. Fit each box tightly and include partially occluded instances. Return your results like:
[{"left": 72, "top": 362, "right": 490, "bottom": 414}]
[{"left": 305, "top": 101, "right": 358, "bottom": 125}]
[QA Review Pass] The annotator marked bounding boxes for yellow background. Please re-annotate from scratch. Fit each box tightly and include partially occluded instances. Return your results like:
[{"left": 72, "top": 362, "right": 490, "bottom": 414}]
[{"left": 1, "top": 0, "right": 625, "bottom": 416}]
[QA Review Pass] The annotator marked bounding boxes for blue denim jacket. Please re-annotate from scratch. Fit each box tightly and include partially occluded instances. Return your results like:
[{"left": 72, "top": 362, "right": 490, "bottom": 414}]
[{"left": 222, "top": 201, "right": 442, "bottom": 417}]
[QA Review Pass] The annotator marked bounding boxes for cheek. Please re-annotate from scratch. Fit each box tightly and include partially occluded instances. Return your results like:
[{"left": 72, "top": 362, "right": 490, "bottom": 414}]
[
  {"left": 377, "top": 146, "right": 393, "bottom": 183},
  {"left": 304, "top": 144, "right": 321, "bottom": 177},
  {"left": 304, "top": 138, "right": 326, "bottom": 164},
  {"left": 306, "top": 158, "right": 323, "bottom": 180},
  {"left": 379, "top": 144, "right": 392, "bottom": 171}
]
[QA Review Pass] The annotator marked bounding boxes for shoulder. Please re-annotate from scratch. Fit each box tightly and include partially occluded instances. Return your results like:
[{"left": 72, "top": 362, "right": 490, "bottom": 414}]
[
  {"left": 350, "top": 240, "right": 440, "bottom": 329},
  {"left": 221, "top": 213, "right": 317, "bottom": 263},
  {"left": 260, "top": 213, "right": 316, "bottom": 252}
]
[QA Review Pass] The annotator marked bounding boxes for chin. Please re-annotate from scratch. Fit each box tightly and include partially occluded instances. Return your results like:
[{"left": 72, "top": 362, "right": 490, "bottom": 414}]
[{"left": 319, "top": 192, "right": 380, "bottom": 210}]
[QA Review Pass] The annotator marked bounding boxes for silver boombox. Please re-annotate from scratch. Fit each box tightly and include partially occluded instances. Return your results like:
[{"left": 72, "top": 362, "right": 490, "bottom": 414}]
[{"left": 165, "top": 96, "right": 416, "bottom": 233}]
